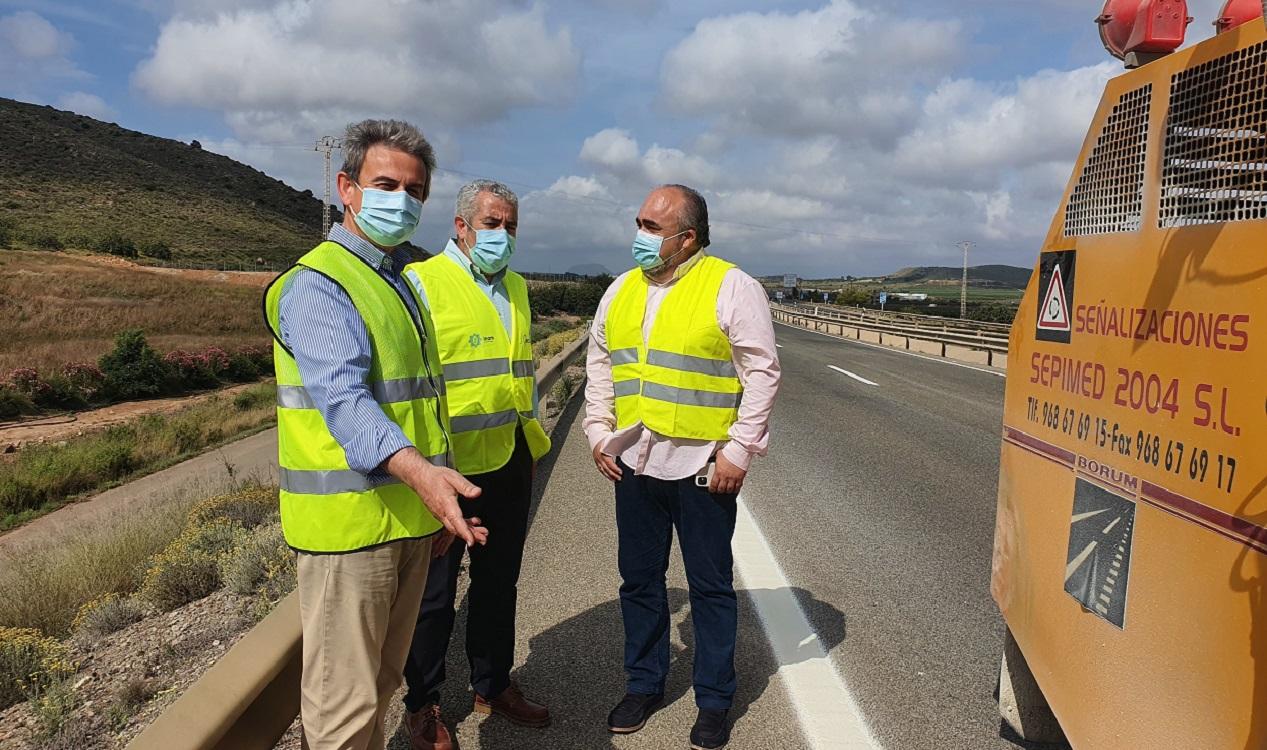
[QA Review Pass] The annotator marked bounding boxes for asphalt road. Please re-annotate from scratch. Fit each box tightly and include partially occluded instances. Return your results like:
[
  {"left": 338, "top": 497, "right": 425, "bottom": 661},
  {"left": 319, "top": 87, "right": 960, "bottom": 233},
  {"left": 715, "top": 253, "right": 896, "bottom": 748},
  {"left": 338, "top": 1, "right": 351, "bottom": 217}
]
[
  {"left": 743, "top": 322, "right": 1028, "bottom": 749},
  {"left": 402, "top": 321, "right": 1058, "bottom": 750}
]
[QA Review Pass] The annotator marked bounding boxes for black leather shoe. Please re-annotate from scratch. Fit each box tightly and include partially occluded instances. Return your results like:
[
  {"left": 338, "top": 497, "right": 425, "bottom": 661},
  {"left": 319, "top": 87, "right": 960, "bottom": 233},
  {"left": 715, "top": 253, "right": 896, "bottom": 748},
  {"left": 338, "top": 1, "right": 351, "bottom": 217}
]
[
  {"left": 690, "top": 708, "right": 730, "bottom": 749},
  {"left": 607, "top": 692, "right": 664, "bottom": 734}
]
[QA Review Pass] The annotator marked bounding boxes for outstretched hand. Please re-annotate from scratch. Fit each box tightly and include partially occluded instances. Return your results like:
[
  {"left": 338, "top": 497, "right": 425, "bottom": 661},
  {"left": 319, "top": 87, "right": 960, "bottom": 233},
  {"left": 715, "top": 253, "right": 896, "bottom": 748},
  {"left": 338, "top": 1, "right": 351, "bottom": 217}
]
[
  {"left": 385, "top": 448, "right": 487, "bottom": 547},
  {"left": 417, "top": 465, "right": 487, "bottom": 547}
]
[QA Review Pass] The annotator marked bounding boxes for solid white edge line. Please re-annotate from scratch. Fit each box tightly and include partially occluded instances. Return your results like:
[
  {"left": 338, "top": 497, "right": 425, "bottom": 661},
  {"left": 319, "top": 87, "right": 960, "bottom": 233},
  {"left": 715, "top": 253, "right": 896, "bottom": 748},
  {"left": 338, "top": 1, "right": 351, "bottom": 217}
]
[
  {"left": 733, "top": 494, "right": 881, "bottom": 749},
  {"left": 828, "top": 365, "right": 879, "bottom": 387},
  {"left": 774, "top": 320, "right": 1006, "bottom": 378}
]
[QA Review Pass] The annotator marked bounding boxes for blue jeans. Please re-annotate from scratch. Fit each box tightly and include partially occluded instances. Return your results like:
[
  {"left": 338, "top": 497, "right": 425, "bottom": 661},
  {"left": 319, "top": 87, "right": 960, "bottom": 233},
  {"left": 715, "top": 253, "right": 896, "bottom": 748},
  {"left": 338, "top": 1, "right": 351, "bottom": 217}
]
[{"left": 614, "top": 459, "right": 738, "bottom": 710}]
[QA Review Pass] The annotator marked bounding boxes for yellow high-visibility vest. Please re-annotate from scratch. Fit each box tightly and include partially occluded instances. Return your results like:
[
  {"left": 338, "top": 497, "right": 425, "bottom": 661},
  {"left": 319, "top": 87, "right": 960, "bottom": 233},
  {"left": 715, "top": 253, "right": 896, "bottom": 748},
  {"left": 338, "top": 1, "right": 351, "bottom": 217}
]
[
  {"left": 405, "top": 254, "right": 551, "bottom": 475},
  {"left": 605, "top": 255, "right": 742, "bottom": 441},
  {"left": 263, "top": 241, "right": 448, "bottom": 553}
]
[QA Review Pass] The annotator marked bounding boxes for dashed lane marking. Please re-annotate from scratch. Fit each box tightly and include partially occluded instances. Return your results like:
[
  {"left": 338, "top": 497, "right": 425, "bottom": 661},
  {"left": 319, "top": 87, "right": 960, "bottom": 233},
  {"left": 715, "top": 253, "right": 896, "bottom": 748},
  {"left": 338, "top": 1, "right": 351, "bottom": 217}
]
[
  {"left": 829, "top": 365, "right": 879, "bottom": 387},
  {"left": 733, "top": 496, "right": 880, "bottom": 749}
]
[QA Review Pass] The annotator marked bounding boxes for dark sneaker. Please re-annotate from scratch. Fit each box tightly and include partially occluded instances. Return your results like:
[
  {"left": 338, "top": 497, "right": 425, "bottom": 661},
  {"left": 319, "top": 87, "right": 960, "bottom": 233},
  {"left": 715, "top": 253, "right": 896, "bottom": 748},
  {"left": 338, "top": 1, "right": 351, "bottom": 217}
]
[
  {"left": 607, "top": 692, "right": 664, "bottom": 734},
  {"left": 690, "top": 708, "right": 730, "bottom": 749}
]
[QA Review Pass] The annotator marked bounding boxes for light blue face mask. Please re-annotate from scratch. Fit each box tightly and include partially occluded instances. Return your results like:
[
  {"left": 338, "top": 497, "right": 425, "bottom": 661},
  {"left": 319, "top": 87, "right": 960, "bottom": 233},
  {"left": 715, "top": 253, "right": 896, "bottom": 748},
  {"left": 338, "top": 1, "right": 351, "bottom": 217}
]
[
  {"left": 465, "top": 225, "right": 515, "bottom": 275},
  {"left": 352, "top": 183, "right": 423, "bottom": 247},
  {"left": 631, "top": 228, "right": 689, "bottom": 272}
]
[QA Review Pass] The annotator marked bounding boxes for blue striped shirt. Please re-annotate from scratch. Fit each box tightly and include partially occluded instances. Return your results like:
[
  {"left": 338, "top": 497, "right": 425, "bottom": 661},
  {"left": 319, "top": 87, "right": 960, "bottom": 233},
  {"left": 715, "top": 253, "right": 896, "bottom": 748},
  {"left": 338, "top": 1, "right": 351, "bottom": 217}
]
[
  {"left": 405, "top": 239, "right": 539, "bottom": 418},
  {"left": 277, "top": 224, "right": 431, "bottom": 478}
]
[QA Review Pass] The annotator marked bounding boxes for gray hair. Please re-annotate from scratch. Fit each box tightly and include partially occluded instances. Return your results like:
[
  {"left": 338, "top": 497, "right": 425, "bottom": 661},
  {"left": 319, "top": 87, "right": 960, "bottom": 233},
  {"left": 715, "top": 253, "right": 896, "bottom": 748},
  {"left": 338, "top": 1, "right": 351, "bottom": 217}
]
[
  {"left": 340, "top": 119, "right": 436, "bottom": 200},
  {"left": 455, "top": 179, "right": 519, "bottom": 223},
  {"left": 661, "top": 184, "right": 710, "bottom": 248}
]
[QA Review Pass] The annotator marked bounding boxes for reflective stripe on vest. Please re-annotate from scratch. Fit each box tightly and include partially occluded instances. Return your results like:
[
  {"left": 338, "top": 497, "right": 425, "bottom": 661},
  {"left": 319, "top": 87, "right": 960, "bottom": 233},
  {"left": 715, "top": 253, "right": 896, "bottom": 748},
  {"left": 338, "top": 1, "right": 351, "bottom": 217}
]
[
  {"left": 263, "top": 241, "right": 448, "bottom": 553},
  {"left": 405, "top": 255, "right": 553, "bottom": 474},
  {"left": 605, "top": 255, "right": 743, "bottom": 441}
]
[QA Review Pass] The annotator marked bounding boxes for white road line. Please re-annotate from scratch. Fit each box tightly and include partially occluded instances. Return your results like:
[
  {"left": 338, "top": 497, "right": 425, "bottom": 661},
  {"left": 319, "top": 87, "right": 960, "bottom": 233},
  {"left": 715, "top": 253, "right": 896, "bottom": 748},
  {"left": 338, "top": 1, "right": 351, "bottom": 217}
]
[
  {"left": 829, "top": 365, "right": 879, "bottom": 387},
  {"left": 1065, "top": 540, "right": 1098, "bottom": 583},
  {"left": 733, "top": 496, "right": 880, "bottom": 749},
  {"left": 777, "top": 344, "right": 785, "bottom": 349},
  {"left": 774, "top": 319, "right": 1006, "bottom": 378},
  {"left": 1071, "top": 509, "right": 1111, "bottom": 524},
  {"left": 1102, "top": 516, "right": 1123, "bottom": 534}
]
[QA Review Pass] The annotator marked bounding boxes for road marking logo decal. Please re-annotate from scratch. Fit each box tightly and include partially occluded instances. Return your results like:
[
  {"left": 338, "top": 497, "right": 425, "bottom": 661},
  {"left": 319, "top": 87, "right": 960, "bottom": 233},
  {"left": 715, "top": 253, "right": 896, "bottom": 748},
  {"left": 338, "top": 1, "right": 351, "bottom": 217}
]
[
  {"left": 1036, "top": 250, "right": 1076, "bottom": 344},
  {"left": 1064, "top": 478, "right": 1135, "bottom": 629}
]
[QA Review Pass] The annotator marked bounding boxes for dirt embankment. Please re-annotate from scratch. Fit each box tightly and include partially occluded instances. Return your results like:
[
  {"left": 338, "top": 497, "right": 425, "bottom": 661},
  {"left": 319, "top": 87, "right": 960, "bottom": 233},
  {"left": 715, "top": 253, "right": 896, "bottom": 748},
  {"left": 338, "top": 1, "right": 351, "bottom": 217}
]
[{"left": 0, "top": 383, "right": 269, "bottom": 457}]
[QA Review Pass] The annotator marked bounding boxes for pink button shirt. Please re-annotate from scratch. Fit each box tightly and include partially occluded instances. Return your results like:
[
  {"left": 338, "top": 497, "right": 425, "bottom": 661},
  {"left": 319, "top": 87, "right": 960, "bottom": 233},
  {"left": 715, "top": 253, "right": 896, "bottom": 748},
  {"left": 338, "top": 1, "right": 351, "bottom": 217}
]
[{"left": 583, "top": 252, "right": 782, "bottom": 481}]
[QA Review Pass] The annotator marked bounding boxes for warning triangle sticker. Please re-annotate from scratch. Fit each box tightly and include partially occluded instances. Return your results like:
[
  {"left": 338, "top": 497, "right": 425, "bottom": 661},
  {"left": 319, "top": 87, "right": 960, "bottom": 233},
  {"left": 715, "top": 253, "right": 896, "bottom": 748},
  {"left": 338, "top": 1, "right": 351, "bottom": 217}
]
[{"left": 1038, "top": 265, "right": 1070, "bottom": 331}]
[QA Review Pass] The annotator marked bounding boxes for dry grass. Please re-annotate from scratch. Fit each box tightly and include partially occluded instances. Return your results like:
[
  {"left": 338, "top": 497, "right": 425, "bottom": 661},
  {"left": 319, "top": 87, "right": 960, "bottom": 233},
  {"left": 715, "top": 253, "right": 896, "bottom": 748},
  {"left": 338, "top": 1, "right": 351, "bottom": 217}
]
[
  {"left": 0, "top": 250, "right": 270, "bottom": 373},
  {"left": 0, "top": 382, "right": 276, "bottom": 529}
]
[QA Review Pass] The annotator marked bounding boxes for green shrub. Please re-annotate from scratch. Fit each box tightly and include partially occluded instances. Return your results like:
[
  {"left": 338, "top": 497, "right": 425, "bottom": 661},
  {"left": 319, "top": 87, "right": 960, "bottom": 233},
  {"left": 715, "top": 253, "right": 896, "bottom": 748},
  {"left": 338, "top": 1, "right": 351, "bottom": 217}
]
[
  {"left": 218, "top": 522, "right": 292, "bottom": 597},
  {"left": 30, "top": 233, "right": 64, "bottom": 251},
  {"left": 139, "top": 240, "right": 172, "bottom": 260},
  {"left": 530, "top": 323, "right": 550, "bottom": 343},
  {"left": 71, "top": 593, "right": 146, "bottom": 639},
  {"left": 546, "top": 318, "right": 574, "bottom": 335},
  {"left": 98, "top": 330, "right": 173, "bottom": 400},
  {"left": 0, "top": 218, "right": 12, "bottom": 249},
  {"left": 188, "top": 486, "right": 277, "bottom": 531},
  {"left": 533, "top": 328, "right": 584, "bottom": 360},
  {"left": 94, "top": 233, "right": 138, "bottom": 259},
  {"left": 32, "top": 374, "right": 87, "bottom": 410},
  {"left": 138, "top": 545, "right": 220, "bottom": 612},
  {"left": 0, "top": 626, "right": 73, "bottom": 711},
  {"left": 224, "top": 353, "right": 261, "bottom": 382},
  {"left": 0, "top": 387, "right": 34, "bottom": 419}
]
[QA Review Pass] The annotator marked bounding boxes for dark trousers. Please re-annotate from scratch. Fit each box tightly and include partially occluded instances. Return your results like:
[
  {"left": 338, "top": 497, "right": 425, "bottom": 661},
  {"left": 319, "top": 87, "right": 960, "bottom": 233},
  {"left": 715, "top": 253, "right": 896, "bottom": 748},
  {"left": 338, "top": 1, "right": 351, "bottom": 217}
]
[
  {"left": 614, "top": 458, "right": 739, "bottom": 710},
  {"left": 402, "top": 429, "right": 532, "bottom": 711}
]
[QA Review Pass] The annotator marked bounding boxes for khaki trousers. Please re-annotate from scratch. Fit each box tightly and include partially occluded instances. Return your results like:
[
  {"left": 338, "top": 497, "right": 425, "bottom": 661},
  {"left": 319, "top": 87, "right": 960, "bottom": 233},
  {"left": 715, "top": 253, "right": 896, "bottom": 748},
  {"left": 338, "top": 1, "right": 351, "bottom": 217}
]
[{"left": 297, "top": 537, "right": 432, "bottom": 750}]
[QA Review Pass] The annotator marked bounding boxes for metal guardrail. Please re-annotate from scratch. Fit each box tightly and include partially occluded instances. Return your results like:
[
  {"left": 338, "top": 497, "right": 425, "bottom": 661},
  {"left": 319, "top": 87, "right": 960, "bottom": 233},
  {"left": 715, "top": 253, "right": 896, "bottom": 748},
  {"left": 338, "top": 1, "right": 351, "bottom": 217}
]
[
  {"left": 772, "top": 304, "right": 1010, "bottom": 369},
  {"left": 126, "top": 334, "right": 591, "bottom": 750},
  {"left": 781, "top": 301, "right": 1013, "bottom": 337}
]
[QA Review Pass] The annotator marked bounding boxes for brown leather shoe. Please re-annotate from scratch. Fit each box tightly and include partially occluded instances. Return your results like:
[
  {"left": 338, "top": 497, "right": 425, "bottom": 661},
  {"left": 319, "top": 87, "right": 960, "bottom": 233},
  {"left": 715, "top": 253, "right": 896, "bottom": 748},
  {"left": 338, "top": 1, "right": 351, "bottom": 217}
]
[
  {"left": 405, "top": 703, "right": 453, "bottom": 750},
  {"left": 473, "top": 682, "right": 551, "bottom": 728}
]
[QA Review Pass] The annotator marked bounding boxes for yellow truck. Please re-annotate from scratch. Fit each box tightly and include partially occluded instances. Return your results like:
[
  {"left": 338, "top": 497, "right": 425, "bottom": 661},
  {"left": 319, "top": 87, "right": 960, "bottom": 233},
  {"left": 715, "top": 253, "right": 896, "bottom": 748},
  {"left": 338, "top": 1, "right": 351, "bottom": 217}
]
[{"left": 993, "top": 6, "right": 1267, "bottom": 748}]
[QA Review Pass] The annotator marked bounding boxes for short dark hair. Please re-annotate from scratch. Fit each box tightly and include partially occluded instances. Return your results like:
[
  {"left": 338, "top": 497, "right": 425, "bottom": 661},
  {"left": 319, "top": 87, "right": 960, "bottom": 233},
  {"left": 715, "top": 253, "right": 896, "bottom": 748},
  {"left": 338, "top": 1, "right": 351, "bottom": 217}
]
[
  {"left": 662, "top": 184, "right": 710, "bottom": 248},
  {"left": 340, "top": 119, "right": 436, "bottom": 201}
]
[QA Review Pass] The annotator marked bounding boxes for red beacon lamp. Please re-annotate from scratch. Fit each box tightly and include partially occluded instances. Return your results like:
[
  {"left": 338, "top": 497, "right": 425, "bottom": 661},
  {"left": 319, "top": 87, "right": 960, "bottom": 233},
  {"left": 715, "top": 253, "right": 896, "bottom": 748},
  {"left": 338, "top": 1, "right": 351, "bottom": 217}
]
[
  {"left": 1213, "top": 0, "right": 1265, "bottom": 34},
  {"left": 1096, "top": 0, "right": 1193, "bottom": 67}
]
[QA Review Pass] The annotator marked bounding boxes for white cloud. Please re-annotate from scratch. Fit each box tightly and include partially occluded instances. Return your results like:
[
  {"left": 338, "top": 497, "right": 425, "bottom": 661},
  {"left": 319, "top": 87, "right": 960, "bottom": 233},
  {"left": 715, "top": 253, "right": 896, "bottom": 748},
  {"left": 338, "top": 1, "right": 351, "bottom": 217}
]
[
  {"left": 660, "top": 0, "right": 961, "bottom": 144},
  {"left": 0, "top": 11, "right": 84, "bottom": 92},
  {"left": 579, "top": 129, "right": 641, "bottom": 173},
  {"left": 580, "top": 128, "right": 720, "bottom": 188},
  {"left": 894, "top": 63, "right": 1118, "bottom": 189},
  {"left": 57, "top": 91, "right": 116, "bottom": 121},
  {"left": 132, "top": 0, "right": 581, "bottom": 143}
]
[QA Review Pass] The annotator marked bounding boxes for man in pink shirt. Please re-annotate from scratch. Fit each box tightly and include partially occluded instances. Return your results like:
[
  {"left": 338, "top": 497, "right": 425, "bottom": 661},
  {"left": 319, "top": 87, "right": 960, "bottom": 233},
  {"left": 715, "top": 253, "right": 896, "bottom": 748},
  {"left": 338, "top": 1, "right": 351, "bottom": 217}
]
[{"left": 584, "top": 184, "right": 781, "bottom": 750}]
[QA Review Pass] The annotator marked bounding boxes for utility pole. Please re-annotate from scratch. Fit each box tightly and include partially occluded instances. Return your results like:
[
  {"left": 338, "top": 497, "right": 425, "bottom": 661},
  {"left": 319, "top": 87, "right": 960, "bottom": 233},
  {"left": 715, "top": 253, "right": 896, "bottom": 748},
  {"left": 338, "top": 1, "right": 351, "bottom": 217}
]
[
  {"left": 314, "top": 136, "right": 343, "bottom": 238},
  {"left": 959, "top": 241, "right": 975, "bottom": 319}
]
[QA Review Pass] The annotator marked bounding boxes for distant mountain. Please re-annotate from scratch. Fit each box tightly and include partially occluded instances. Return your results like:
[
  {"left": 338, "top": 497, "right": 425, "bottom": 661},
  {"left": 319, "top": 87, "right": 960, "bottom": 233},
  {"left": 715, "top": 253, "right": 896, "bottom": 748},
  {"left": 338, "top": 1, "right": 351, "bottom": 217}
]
[
  {"left": 0, "top": 97, "right": 375, "bottom": 267},
  {"left": 883, "top": 264, "right": 1032, "bottom": 288},
  {"left": 567, "top": 262, "right": 611, "bottom": 277}
]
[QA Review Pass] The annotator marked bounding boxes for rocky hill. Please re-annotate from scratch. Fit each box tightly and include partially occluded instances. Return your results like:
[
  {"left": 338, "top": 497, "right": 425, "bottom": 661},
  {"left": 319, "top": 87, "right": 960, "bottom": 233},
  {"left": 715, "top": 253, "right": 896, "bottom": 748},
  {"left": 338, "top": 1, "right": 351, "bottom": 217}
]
[{"left": 0, "top": 98, "right": 333, "bottom": 267}]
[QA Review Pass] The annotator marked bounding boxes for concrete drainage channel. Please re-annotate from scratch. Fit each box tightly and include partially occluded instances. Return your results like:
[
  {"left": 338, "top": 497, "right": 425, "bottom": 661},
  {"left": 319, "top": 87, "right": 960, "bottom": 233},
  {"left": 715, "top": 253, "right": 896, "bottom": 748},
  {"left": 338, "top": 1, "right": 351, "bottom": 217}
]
[
  {"left": 771, "top": 304, "right": 1010, "bottom": 370},
  {"left": 126, "top": 334, "right": 589, "bottom": 750}
]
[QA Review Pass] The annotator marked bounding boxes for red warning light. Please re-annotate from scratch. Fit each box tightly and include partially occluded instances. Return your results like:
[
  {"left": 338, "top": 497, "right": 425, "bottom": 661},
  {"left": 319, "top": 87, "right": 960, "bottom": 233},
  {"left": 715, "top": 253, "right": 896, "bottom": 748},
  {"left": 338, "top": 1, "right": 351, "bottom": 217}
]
[
  {"left": 1097, "top": 0, "right": 1193, "bottom": 62},
  {"left": 1214, "top": 0, "right": 1264, "bottom": 34}
]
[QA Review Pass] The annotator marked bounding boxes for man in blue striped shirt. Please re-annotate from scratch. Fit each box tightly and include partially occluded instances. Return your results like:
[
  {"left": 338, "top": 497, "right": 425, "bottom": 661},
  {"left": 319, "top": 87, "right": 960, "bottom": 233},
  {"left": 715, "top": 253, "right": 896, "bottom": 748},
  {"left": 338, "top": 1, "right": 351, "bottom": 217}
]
[{"left": 274, "top": 119, "right": 486, "bottom": 750}]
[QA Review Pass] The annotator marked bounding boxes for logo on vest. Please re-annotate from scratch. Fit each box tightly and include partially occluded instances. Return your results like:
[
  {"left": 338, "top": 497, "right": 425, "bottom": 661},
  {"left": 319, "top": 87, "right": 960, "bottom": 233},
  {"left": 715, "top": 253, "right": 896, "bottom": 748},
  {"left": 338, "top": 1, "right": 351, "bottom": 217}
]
[{"left": 468, "top": 334, "right": 482, "bottom": 349}]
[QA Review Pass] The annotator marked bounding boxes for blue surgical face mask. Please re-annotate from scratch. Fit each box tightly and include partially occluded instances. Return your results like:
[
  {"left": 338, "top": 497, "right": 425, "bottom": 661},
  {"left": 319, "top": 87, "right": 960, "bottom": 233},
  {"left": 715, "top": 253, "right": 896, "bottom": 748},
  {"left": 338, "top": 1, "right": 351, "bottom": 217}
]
[
  {"left": 631, "top": 228, "right": 689, "bottom": 272},
  {"left": 352, "top": 183, "right": 423, "bottom": 247},
  {"left": 465, "top": 225, "right": 515, "bottom": 275}
]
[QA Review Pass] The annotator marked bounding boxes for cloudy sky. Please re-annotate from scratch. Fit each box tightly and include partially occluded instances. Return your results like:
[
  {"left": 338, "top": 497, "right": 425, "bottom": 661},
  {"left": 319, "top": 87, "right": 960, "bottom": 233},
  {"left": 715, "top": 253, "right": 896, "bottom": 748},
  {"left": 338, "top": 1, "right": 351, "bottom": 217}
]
[{"left": 0, "top": 0, "right": 1235, "bottom": 276}]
